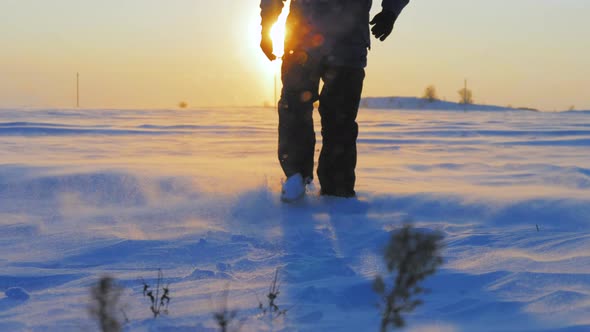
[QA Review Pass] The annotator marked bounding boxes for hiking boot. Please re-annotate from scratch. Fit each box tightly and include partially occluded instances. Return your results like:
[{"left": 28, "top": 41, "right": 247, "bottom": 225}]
[
  {"left": 281, "top": 173, "right": 306, "bottom": 202},
  {"left": 320, "top": 188, "right": 356, "bottom": 198}
]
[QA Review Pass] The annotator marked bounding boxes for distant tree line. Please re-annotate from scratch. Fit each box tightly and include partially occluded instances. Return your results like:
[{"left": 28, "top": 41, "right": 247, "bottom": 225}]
[{"left": 422, "top": 84, "right": 474, "bottom": 105}]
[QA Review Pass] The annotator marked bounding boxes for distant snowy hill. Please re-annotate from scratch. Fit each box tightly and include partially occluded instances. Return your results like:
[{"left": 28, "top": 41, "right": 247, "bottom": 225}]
[{"left": 361, "top": 96, "right": 537, "bottom": 112}]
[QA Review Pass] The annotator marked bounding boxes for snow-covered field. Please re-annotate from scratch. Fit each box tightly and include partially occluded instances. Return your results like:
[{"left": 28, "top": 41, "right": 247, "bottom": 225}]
[{"left": 1, "top": 107, "right": 589, "bottom": 332}]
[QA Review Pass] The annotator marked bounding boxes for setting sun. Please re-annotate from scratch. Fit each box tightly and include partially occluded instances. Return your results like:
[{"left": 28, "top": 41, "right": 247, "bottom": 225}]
[
  {"left": 269, "top": 1, "right": 290, "bottom": 59},
  {"left": 270, "top": 23, "right": 286, "bottom": 59}
]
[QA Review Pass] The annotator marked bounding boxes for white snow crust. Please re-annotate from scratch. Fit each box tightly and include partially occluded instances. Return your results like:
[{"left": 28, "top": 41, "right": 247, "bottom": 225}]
[{"left": 0, "top": 107, "right": 589, "bottom": 331}]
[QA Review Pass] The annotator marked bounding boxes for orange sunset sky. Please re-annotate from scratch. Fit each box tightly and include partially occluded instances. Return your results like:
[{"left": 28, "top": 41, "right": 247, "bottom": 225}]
[{"left": 1, "top": 0, "right": 589, "bottom": 111}]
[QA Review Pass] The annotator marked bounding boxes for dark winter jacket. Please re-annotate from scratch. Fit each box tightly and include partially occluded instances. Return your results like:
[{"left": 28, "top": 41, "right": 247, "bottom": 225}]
[{"left": 260, "top": 0, "right": 409, "bottom": 67}]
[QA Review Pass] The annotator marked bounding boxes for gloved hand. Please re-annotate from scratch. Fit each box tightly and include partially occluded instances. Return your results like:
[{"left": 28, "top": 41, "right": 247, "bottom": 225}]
[
  {"left": 260, "top": 28, "right": 277, "bottom": 61},
  {"left": 370, "top": 10, "right": 398, "bottom": 41}
]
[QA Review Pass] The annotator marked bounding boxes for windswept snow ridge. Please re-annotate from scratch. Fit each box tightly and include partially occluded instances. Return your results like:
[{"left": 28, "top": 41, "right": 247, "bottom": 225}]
[{"left": 0, "top": 108, "right": 589, "bottom": 331}]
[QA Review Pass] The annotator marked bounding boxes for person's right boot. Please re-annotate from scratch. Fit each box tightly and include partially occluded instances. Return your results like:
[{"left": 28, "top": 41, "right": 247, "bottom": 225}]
[{"left": 281, "top": 173, "right": 306, "bottom": 203}]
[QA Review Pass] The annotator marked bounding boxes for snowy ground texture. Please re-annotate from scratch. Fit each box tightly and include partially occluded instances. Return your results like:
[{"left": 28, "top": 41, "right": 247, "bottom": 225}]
[{"left": 1, "top": 107, "right": 589, "bottom": 332}]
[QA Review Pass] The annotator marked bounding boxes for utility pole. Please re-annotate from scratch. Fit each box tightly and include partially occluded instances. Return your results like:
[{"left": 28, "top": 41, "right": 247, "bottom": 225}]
[
  {"left": 76, "top": 72, "right": 80, "bottom": 108},
  {"left": 463, "top": 78, "right": 467, "bottom": 112}
]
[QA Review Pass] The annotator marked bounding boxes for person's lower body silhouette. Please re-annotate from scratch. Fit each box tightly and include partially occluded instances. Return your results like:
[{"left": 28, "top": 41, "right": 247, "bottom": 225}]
[{"left": 278, "top": 50, "right": 365, "bottom": 197}]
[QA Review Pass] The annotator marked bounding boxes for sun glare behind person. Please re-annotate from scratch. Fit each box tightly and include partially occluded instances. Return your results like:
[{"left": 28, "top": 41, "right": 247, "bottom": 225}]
[
  {"left": 270, "top": 21, "right": 286, "bottom": 59},
  {"left": 269, "top": 2, "right": 290, "bottom": 61}
]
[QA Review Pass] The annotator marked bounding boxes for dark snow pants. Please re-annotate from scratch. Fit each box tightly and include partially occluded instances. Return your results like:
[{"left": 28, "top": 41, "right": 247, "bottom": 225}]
[{"left": 278, "top": 51, "right": 365, "bottom": 197}]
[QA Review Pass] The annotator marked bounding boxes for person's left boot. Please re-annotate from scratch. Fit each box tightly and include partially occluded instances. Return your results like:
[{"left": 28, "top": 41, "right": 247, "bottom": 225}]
[
  {"left": 281, "top": 173, "right": 306, "bottom": 203},
  {"left": 320, "top": 187, "right": 356, "bottom": 198}
]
